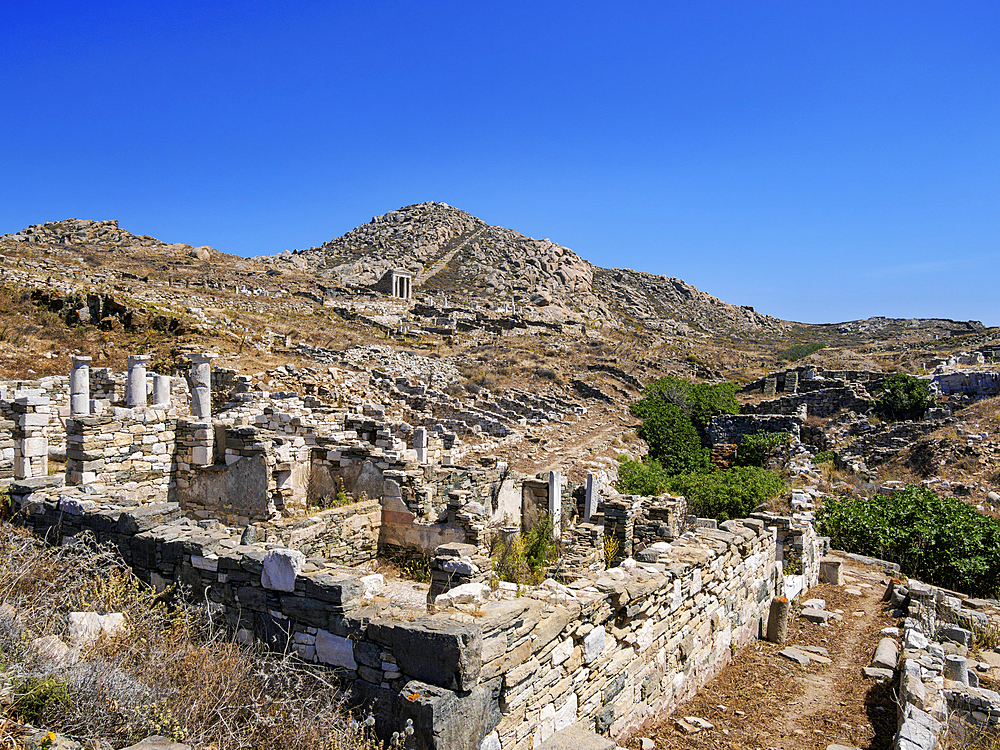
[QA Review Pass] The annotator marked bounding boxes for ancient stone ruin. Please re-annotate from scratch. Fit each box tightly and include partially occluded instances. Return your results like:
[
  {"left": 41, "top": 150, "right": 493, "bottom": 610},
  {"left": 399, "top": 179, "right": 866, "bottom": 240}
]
[
  {"left": 2, "top": 352, "right": 978, "bottom": 750},
  {"left": 377, "top": 269, "right": 413, "bottom": 300}
]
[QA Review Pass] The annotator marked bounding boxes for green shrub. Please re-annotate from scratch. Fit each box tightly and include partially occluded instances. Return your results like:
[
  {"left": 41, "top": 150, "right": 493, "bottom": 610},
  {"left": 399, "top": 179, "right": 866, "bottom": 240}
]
[
  {"left": 776, "top": 342, "right": 825, "bottom": 361},
  {"left": 666, "top": 467, "right": 787, "bottom": 523},
  {"left": 11, "top": 675, "right": 70, "bottom": 725},
  {"left": 686, "top": 381, "right": 740, "bottom": 429},
  {"left": 816, "top": 484, "right": 1000, "bottom": 597},
  {"left": 872, "top": 373, "right": 932, "bottom": 421},
  {"left": 631, "top": 377, "right": 739, "bottom": 429},
  {"left": 813, "top": 450, "right": 835, "bottom": 464},
  {"left": 522, "top": 515, "right": 558, "bottom": 574},
  {"left": 736, "top": 431, "right": 791, "bottom": 468},
  {"left": 635, "top": 403, "right": 710, "bottom": 475},
  {"left": 493, "top": 517, "right": 558, "bottom": 586},
  {"left": 615, "top": 457, "right": 672, "bottom": 496}
]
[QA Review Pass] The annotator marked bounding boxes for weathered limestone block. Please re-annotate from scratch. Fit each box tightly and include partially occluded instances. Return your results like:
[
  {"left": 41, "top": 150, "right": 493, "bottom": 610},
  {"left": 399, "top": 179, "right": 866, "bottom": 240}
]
[
  {"left": 819, "top": 556, "right": 844, "bottom": 585},
  {"left": 315, "top": 628, "right": 357, "bottom": 670},
  {"left": 393, "top": 618, "right": 483, "bottom": 691},
  {"left": 261, "top": 548, "right": 306, "bottom": 592},
  {"left": 68, "top": 611, "right": 126, "bottom": 646},
  {"left": 583, "top": 625, "right": 606, "bottom": 665}
]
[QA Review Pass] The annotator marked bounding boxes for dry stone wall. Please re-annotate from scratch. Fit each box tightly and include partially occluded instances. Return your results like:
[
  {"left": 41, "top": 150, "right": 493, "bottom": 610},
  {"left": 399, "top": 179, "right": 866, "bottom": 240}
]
[
  {"left": 890, "top": 577, "right": 1000, "bottom": 748},
  {"left": 10, "top": 477, "right": 781, "bottom": 750},
  {"left": 65, "top": 410, "right": 178, "bottom": 499},
  {"left": 707, "top": 414, "right": 802, "bottom": 446},
  {"left": 740, "top": 385, "right": 873, "bottom": 418}
]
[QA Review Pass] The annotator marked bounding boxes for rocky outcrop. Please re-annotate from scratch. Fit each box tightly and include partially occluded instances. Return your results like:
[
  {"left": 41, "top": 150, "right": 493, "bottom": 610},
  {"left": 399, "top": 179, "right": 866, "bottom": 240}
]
[
  {"left": 259, "top": 202, "right": 788, "bottom": 335},
  {"left": 2, "top": 218, "right": 165, "bottom": 249}
]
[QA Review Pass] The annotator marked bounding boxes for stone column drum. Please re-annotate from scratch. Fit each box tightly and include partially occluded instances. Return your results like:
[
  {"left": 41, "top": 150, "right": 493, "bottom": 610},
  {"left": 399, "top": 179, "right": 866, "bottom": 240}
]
[
  {"left": 69, "top": 356, "right": 91, "bottom": 416},
  {"left": 153, "top": 374, "right": 171, "bottom": 406},
  {"left": 187, "top": 352, "right": 217, "bottom": 419},
  {"left": 126, "top": 354, "right": 150, "bottom": 408}
]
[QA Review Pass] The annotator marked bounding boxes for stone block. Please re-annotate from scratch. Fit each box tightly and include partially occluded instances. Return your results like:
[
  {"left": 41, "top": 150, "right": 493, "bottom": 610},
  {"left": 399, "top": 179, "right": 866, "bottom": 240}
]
[
  {"left": 939, "top": 625, "right": 973, "bottom": 648},
  {"left": 390, "top": 677, "right": 501, "bottom": 750},
  {"left": 117, "top": 503, "right": 182, "bottom": 535},
  {"left": 392, "top": 618, "right": 483, "bottom": 691},
  {"left": 800, "top": 608, "right": 830, "bottom": 624},
  {"left": 583, "top": 625, "right": 606, "bottom": 665},
  {"left": 21, "top": 437, "right": 48, "bottom": 458},
  {"left": 819, "top": 557, "right": 844, "bottom": 585},
  {"left": 301, "top": 573, "right": 363, "bottom": 607},
  {"left": 315, "top": 628, "right": 357, "bottom": 670},
  {"left": 68, "top": 611, "right": 126, "bottom": 646},
  {"left": 261, "top": 548, "right": 306, "bottom": 592},
  {"left": 58, "top": 497, "right": 97, "bottom": 515}
]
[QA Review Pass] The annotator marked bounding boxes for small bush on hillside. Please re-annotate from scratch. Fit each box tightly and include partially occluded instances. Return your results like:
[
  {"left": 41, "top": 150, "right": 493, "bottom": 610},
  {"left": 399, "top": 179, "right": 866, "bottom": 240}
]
[
  {"left": 817, "top": 484, "right": 1000, "bottom": 597},
  {"left": 776, "top": 342, "right": 825, "bottom": 361},
  {"left": 666, "top": 467, "right": 787, "bottom": 523},
  {"left": 873, "top": 373, "right": 933, "bottom": 421},
  {"left": 736, "top": 431, "right": 791, "bottom": 468}
]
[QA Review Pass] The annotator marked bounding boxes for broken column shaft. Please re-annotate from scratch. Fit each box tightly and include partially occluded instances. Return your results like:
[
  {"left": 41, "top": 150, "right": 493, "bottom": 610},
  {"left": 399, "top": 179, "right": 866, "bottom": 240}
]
[{"left": 69, "top": 355, "right": 91, "bottom": 416}]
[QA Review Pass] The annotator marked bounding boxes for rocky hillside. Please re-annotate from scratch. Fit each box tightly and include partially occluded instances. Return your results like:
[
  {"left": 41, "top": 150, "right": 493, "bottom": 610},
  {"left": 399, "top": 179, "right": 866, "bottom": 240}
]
[
  {"left": 4, "top": 218, "right": 217, "bottom": 262},
  {"left": 261, "top": 202, "right": 788, "bottom": 335}
]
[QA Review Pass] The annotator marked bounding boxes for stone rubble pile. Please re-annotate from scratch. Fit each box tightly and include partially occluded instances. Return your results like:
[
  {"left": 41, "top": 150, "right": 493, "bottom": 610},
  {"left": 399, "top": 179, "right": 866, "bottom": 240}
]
[{"left": 889, "top": 577, "right": 1000, "bottom": 747}]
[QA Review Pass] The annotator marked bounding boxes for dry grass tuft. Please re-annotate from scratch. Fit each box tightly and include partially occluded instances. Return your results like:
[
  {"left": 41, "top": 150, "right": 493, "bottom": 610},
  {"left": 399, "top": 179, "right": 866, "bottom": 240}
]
[{"left": 0, "top": 523, "right": 379, "bottom": 749}]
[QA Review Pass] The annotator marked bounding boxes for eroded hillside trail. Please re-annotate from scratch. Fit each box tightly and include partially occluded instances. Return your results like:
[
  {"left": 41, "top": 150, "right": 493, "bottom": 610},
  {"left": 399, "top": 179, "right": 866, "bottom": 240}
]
[
  {"left": 416, "top": 227, "right": 485, "bottom": 285},
  {"left": 480, "top": 404, "right": 639, "bottom": 480},
  {"left": 629, "top": 557, "right": 899, "bottom": 750}
]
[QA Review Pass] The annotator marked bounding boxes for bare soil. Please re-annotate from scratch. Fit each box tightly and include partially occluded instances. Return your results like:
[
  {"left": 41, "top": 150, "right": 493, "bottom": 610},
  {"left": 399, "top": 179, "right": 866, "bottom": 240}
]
[{"left": 627, "top": 557, "right": 899, "bottom": 750}]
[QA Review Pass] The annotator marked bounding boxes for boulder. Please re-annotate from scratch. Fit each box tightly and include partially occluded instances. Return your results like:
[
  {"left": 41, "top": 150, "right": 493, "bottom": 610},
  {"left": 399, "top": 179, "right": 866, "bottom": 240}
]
[{"left": 68, "top": 611, "right": 125, "bottom": 646}]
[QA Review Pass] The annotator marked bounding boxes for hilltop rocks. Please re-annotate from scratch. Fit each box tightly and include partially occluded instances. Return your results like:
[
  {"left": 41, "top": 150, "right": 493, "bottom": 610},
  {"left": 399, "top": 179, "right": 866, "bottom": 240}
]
[
  {"left": 2, "top": 218, "right": 163, "bottom": 249},
  {"left": 258, "top": 201, "right": 782, "bottom": 335}
]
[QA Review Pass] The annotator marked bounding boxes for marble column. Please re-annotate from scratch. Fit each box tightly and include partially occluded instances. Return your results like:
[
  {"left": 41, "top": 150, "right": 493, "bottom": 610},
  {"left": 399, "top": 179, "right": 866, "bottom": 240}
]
[
  {"left": 584, "top": 473, "right": 598, "bottom": 522},
  {"left": 69, "top": 356, "right": 91, "bottom": 416},
  {"left": 187, "top": 352, "right": 217, "bottom": 419},
  {"left": 126, "top": 355, "right": 150, "bottom": 407},
  {"left": 548, "top": 470, "right": 562, "bottom": 540},
  {"left": 153, "top": 374, "right": 171, "bottom": 406}
]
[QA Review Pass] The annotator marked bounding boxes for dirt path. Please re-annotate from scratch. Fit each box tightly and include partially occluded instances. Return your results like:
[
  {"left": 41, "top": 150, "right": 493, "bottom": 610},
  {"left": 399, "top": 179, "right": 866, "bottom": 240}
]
[
  {"left": 467, "top": 404, "right": 639, "bottom": 481},
  {"left": 628, "top": 557, "right": 899, "bottom": 750}
]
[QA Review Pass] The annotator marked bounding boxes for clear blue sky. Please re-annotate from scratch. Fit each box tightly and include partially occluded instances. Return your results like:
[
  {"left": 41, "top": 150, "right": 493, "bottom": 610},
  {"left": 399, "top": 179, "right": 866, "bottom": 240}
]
[{"left": 3, "top": 2, "right": 998, "bottom": 326}]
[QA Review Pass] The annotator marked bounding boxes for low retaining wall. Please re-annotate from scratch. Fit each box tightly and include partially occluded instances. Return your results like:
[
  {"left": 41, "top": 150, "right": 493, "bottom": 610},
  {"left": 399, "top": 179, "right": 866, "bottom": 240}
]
[
  {"left": 707, "top": 414, "right": 802, "bottom": 446},
  {"left": 11, "top": 482, "right": 781, "bottom": 750}
]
